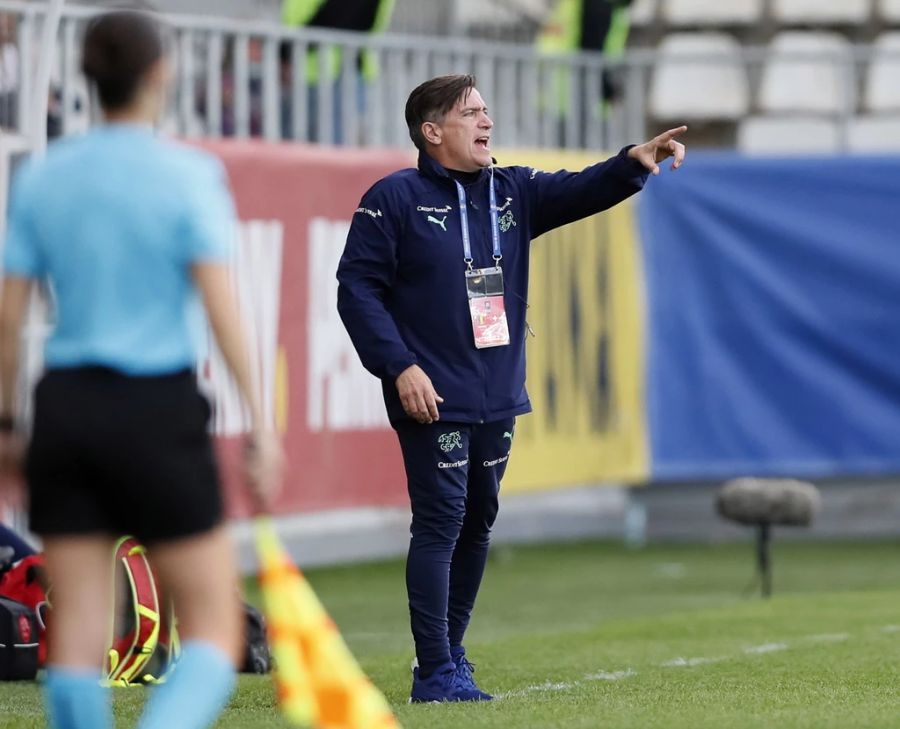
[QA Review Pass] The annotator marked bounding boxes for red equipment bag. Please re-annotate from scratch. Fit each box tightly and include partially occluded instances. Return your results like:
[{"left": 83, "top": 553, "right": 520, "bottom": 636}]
[
  {"left": 0, "top": 555, "right": 49, "bottom": 666},
  {"left": 0, "top": 596, "right": 39, "bottom": 680},
  {"left": 106, "top": 537, "right": 162, "bottom": 684}
]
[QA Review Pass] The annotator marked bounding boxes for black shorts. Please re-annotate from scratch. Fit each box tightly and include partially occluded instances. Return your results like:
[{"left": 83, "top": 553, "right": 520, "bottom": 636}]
[{"left": 27, "top": 367, "right": 223, "bottom": 543}]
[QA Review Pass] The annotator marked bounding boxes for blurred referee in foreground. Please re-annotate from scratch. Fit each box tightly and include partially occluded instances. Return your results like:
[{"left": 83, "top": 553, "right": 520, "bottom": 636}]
[{"left": 0, "top": 10, "right": 282, "bottom": 729}]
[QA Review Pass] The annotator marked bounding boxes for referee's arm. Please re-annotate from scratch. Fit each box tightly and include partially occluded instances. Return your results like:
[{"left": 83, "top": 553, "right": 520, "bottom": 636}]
[
  {"left": 192, "top": 263, "right": 283, "bottom": 507},
  {"left": 1, "top": 161, "right": 41, "bottom": 438},
  {"left": 0, "top": 276, "right": 32, "bottom": 474}
]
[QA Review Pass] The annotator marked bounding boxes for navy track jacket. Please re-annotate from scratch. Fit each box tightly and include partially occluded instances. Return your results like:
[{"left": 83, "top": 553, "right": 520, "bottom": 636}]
[{"left": 337, "top": 147, "right": 649, "bottom": 424}]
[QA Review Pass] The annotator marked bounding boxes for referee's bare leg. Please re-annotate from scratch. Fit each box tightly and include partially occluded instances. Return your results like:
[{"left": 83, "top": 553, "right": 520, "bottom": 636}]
[
  {"left": 137, "top": 525, "right": 243, "bottom": 729},
  {"left": 42, "top": 536, "right": 115, "bottom": 667},
  {"left": 149, "top": 526, "right": 243, "bottom": 663},
  {"left": 42, "top": 535, "right": 117, "bottom": 726}
]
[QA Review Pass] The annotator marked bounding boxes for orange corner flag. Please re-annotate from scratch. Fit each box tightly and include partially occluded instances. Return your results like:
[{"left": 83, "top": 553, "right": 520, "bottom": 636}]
[{"left": 255, "top": 517, "right": 402, "bottom": 729}]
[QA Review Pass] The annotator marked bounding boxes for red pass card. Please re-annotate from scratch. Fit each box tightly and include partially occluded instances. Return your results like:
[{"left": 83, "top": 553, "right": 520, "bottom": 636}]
[
  {"left": 469, "top": 295, "right": 510, "bottom": 348},
  {"left": 466, "top": 266, "right": 510, "bottom": 349}
]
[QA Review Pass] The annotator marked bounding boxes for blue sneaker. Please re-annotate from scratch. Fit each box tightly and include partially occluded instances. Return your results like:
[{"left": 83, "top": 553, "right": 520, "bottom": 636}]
[
  {"left": 450, "top": 649, "right": 493, "bottom": 701},
  {"left": 409, "top": 661, "right": 488, "bottom": 703}
]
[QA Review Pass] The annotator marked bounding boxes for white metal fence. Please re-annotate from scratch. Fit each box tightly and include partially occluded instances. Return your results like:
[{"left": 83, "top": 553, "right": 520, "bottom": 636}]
[
  {"left": 0, "top": 1, "right": 893, "bottom": 152},
  {"left": 0, "top": 0, "right": 642, "bottom": 149}
]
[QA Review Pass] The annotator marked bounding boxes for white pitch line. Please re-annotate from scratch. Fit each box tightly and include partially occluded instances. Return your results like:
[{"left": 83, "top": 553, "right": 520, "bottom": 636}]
[
  {"left": 498, "top": 630, "right": 859, "bottom": 701},
  {"left": 529, "top": 681, "right": 577, "bottom": 692},
  {"left": 661, "top": 656, "right": 725, "bottom": 668},
  {"left": 496, "top": 681, "right": 577, "bottom": 700},
  {"left": 881, "top": 625, "right": 900, "bottom": 634},
  {"left": 584, "top": 669, "right": 638, "bottom": 681},
  {"left": 743, "top": 642, "right": 788, "bottom": 655},
  {"left": 804, "top": 633, "right": 849, "bottom": 644},
  {"left": 654, "top": 562, "right": 687, "bottom": 579},
  {"left": 497, "top": 670, "right": 636, "bottom": 700}
]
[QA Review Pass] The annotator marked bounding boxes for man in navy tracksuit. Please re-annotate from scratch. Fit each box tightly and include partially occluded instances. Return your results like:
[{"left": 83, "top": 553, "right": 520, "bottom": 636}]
[{"left": 337, "top": 74, "right": 686, "bottom": 702}]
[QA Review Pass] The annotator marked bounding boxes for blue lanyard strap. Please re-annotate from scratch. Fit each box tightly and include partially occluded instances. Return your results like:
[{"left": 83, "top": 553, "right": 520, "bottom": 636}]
[
  {"left": 455, "top": 168, "right": 501, "bottom": 270},
  {"left": 455, "top": 180, "right": 473, "bottom": 267},
  {"left": 488, "top": 168, "right": 501, "bottom": 261}
]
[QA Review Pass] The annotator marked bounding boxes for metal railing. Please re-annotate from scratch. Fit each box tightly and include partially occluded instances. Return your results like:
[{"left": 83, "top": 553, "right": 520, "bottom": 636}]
[
  {"left": 0, "top": 0, "right": 643, "bottom": 150},
  {"left": 0, "top": 1, "right": 895, "bottom": 152}
]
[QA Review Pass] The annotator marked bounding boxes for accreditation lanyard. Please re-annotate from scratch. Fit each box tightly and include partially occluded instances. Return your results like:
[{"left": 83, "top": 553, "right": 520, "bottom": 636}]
[
  {"left": 455, "top": 169, "right": 510, "bottom": 349},
  {"left": 455, "top": 168, "right": 502, "bottom": 269}
]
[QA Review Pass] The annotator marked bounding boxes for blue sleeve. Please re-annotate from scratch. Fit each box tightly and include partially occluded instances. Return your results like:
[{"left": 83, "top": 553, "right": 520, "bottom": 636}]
[
  {"left": 180, "top": 156, "right": 236, "bottom": 263},
  {"left": 336, "top": 184, "right": 417, "bottom": 381},
  {"left": 0, "top": 523, "right": 37, "bottom": 561},
  {"left": 524, "top": 146, "right": 650, "bottom": 239},
  {"left": 2, "top": 163, "right": 44, "bottom": 278}
]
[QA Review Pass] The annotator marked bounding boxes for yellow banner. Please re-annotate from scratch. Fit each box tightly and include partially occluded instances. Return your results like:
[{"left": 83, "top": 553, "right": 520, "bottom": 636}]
[{"left": 497, "top": 149, "right": 649, "bottom": 491}]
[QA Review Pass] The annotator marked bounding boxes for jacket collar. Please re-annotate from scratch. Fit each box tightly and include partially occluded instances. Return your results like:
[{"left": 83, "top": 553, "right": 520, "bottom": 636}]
[{"left": 417, "top": 150, "right": 493, "bottom": 187}]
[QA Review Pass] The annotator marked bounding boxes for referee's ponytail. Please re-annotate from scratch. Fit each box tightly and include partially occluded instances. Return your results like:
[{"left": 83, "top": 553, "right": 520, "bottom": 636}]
[{"left": 81, "top": 10, "right": 165, "bottom": 111}]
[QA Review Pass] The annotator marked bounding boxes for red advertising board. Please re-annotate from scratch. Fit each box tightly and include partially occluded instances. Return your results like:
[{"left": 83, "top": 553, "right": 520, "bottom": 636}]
[{"left": 197, "top": 140, "right": 415, "bottom": 518}]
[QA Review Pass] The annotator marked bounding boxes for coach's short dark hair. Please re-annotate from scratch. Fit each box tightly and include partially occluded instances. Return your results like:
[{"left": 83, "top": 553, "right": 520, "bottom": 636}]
[
  {"left": 405, "top": 74, "right": 477, "bottom": 152},
  {"left": 81, "top": 10, "right": 165, "bottom": 111}
]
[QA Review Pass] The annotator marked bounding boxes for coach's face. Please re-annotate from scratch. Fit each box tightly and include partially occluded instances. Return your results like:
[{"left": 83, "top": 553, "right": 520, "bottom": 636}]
[{"left": 426, "top": 88, "right": 493, "bottom": 172}]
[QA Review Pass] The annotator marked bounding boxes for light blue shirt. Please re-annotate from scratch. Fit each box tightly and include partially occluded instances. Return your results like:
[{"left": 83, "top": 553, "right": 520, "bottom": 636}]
[{"left": 3, "top": 124, "right": 235, "bottom": 375}]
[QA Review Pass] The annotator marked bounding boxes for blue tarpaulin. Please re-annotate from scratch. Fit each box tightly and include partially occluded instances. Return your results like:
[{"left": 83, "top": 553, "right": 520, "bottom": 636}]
[{"left": 638, "top": 154, "right": 900, "bottom": 479}]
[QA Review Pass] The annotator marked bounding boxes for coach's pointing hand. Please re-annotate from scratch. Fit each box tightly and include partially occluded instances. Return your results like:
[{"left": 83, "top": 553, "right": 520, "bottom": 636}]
[
  {"left": 396, "top": 365, "right": 444, "bottom": 424},
  {"left": 628, "top": 125, "right": 687, "bottom": 175}
]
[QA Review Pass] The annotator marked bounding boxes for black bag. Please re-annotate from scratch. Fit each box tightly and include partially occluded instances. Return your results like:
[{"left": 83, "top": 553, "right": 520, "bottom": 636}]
[
  {"left": 0, "top": 596, "right": 39, "bottom": 680},
  {"left": 241, "top": 602, "right": 271, "bottom": 674}
]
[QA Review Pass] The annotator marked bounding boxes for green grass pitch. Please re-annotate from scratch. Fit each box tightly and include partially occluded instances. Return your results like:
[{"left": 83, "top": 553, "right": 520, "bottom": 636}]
[{"left": 1, "top": 539, "right": 899, "bottom": 728}]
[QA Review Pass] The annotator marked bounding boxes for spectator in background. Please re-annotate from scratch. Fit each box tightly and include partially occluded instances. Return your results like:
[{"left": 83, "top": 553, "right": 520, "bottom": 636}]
[
  {"left": 281, "top": 0, "right": 394, "bottom": 143},
  {"left": 0, "top": 13, "right": 19, "bottom": 130},
  {"left": 538, "top": 0, "right": 634, "bottom": 146},
  {"left": 46, "top": 87, "right": 63, "bottom": 139},
  {"left": 278, "top": 39, "right": 293, "bottom": 139},
  {"left": 202, "top": 37, "right": 264, "bottom": 138}
]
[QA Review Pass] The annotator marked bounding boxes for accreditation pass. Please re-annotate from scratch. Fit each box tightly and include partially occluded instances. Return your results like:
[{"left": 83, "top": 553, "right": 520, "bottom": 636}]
[{"left": 465, "top": 266, "right": 510, "bottom": 349}]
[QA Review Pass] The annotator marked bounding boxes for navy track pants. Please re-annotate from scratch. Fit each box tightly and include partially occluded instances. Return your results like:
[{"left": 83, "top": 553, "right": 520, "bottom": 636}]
[{"left": 394, "top": 417, "right": 514, "bottom": 676}]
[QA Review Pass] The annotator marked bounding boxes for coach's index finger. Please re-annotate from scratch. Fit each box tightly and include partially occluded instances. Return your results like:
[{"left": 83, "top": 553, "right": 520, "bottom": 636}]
[{"left": 660, "top": 125, "right": 688, "bottom": 142}]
